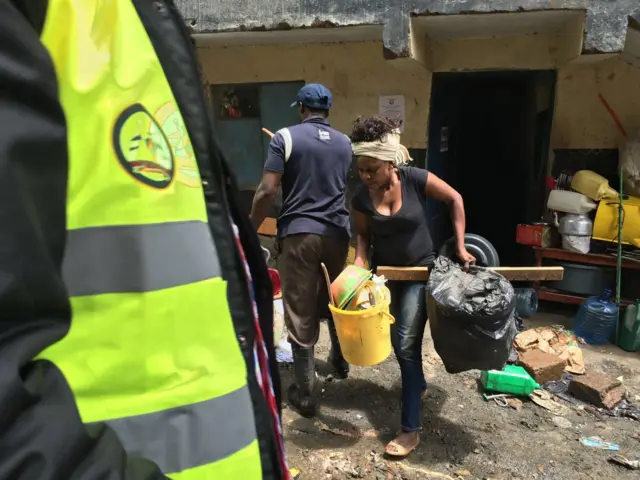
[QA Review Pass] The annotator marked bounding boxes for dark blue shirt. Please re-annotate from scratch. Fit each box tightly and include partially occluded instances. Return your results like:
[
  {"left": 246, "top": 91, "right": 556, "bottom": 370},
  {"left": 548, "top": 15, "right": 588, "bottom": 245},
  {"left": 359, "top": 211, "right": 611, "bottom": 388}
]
[{"left": 264, "top": 117, "right": 352, "bottom": 239}]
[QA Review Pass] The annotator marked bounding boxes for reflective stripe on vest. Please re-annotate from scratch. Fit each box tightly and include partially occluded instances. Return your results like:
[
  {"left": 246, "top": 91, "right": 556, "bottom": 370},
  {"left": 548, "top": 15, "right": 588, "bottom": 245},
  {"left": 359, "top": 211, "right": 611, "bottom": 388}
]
[
  {"left": 87, "top": 384, "right": 256, "bottom": 475},
  {"left": 63, "top": 221, "right": 221, "bottom": 296},
  {"left": 37, "top": 1, "right": 263, "bottom": 478}
]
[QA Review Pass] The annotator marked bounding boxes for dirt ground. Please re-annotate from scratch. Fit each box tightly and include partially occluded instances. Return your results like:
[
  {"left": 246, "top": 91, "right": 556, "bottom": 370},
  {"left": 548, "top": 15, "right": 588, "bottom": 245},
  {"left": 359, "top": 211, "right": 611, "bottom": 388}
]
[{"left": 278, "top": 310, "right": 640, "bottom": 480}]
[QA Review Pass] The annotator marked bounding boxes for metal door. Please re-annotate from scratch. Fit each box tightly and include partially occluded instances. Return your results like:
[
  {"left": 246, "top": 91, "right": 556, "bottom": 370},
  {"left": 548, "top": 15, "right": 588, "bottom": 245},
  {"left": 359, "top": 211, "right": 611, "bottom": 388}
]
[
  {"left": 210, "top": 84, "right": 265, "bottom": 189},
  {"left": 426, "top": 73, "right": 464, "bottom": 250},
  {"left": 259, "top": 82, "right": 305, "bottom": 157},
  {"left": 211, "top": 82, "right": 305, "bottom": 190}
]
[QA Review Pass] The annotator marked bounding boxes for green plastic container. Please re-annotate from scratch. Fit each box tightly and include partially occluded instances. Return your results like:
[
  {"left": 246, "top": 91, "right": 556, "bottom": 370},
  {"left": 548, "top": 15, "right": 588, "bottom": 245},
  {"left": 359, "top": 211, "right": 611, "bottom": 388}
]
[
  {"left": 480, "top": 365, "right": 540, "bottom": 396},
  {"left": 618, "top": 302, "right": 640, "bottom": 352}
]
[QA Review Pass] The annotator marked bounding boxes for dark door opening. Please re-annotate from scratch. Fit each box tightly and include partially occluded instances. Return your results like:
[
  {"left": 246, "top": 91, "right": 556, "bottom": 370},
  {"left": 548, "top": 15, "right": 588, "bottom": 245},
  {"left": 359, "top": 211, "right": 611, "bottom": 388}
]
[{"left": 427, "top": 70, "right": 556, "bottom": 266}]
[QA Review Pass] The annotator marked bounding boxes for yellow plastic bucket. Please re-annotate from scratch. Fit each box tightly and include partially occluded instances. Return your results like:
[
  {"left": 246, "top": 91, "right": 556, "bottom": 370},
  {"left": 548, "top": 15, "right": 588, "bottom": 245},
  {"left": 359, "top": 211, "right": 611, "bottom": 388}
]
[{"left": 328, "top": 300, "right": 395, "bottom": 367}]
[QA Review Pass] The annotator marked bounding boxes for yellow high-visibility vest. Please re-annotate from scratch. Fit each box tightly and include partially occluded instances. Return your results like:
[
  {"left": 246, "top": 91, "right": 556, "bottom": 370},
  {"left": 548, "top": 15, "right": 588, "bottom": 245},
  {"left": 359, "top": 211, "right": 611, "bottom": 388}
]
[{"left": 37, "top": 1, "right": 263, "bottom": 478}]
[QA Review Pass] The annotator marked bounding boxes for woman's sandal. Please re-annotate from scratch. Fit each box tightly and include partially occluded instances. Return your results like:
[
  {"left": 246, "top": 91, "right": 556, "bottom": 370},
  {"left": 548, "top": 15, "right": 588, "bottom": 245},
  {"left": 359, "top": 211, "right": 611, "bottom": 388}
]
[
  {"left": 384, "top": 435, "right": 420, "bottom": 458},
  {"left": 385, "top": 391, "right": 426, "bottom": 457}
]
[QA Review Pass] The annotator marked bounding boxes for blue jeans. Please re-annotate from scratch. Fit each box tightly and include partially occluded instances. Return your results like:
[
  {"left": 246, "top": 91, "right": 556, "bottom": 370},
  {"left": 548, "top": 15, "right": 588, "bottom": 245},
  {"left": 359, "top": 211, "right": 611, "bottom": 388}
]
[{"left": 387, "top": 281, "right": 428, "bottom": 432}]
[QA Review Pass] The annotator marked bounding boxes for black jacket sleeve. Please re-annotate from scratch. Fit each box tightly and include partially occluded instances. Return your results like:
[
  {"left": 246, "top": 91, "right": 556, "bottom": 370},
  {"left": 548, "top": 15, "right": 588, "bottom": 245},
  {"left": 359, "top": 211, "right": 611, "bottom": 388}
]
[{"left": 0, "top": 2, "right": 166, "bottom": 478}]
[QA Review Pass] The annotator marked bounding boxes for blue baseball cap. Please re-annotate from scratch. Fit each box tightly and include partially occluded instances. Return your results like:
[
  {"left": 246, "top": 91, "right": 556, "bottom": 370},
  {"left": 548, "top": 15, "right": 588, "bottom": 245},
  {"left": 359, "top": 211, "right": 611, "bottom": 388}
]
[{"left": 290, "top": 83, "right": 332, "bottom": 110}]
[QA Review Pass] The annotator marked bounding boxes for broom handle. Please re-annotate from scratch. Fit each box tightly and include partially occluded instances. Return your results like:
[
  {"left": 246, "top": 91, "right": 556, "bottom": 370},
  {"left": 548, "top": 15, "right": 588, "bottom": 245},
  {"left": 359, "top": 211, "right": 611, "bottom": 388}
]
[{"left": 320, "top": 263, "right": 335, "bottom": 306}]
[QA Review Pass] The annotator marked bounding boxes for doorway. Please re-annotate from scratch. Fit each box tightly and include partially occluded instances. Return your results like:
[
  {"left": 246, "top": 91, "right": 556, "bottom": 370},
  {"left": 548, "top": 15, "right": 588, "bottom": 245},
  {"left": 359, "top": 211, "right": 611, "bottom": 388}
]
[{"left": 427, "top": 70, "right": 556, "bottom": 266}]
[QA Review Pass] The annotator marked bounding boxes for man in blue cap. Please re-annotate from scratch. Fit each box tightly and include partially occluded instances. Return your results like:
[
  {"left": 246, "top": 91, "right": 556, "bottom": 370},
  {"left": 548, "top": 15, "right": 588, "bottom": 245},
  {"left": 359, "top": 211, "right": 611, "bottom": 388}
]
[{"left": 251, "top": 84, "right": 352, "bottom": 417}]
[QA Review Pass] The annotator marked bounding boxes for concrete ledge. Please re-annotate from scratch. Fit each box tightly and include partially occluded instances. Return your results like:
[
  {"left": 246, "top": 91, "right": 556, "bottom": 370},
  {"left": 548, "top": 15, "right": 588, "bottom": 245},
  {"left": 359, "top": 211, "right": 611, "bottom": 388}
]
[
  {"left": 194, "top": 25, "right": 383, "bottom": 48},
  {"left": 410, "top": 10, "right": 585, "bottom": 71},
  {"left": 177, "top": 0, "right": 640, "bottom": 57}
]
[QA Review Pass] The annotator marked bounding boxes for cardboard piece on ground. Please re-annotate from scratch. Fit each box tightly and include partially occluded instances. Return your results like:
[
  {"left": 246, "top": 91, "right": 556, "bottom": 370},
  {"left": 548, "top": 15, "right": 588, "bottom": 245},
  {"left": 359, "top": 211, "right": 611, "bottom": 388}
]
[
  {"left": 529, "top": 389, "right": 570, "bottom": 416},
  {"left": 376, "top": 265, "right": 564, "bottom": 282},
  {"left": 515, "top": 326, "right": 585, "bottom": 375}
]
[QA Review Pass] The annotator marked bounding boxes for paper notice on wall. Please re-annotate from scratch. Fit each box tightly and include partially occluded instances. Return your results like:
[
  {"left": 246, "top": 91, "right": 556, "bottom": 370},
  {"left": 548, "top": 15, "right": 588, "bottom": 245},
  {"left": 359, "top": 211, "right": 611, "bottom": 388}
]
[{"left": 378, "top": 95, "right": 405, "bottom": 133}]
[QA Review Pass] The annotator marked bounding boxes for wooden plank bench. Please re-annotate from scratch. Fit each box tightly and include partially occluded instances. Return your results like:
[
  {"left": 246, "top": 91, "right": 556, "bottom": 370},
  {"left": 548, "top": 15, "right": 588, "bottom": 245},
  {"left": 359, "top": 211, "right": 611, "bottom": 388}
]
[{"left": 376, "top": 266, "right": 564, "bottom": 282}]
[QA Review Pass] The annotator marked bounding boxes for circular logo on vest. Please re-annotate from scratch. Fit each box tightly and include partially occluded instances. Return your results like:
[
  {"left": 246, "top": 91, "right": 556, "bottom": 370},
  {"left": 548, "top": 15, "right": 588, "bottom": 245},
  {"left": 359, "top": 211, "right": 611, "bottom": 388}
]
[
  {"left": 113, "top": 103, "right": 175, "bottom": 189},
  {"left": 154, "top": 102, "right": 201, "bottom": 188}
]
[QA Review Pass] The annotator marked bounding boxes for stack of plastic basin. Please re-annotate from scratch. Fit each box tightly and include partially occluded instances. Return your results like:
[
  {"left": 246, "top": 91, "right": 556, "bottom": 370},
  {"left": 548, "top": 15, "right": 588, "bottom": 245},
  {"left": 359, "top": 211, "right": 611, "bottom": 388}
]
[{"left": 330, "top": 265, "right": 372, "bottom": 309}]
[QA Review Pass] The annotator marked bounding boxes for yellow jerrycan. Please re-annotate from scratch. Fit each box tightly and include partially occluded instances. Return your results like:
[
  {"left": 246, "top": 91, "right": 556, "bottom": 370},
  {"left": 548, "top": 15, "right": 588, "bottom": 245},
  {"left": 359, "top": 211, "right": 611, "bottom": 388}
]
[
  {"left": 571, "top": 170, "right": 618, "bottom": 201},
  {"left": 593, "top": 195, "right": 640, "bottom": 248}
]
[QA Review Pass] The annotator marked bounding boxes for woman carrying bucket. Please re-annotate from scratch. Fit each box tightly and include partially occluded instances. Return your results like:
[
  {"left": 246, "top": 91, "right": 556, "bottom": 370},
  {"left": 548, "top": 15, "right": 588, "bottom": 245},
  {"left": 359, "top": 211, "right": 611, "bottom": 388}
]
[{"left": 350, "top": 116, "right": 475, "bottom": 458}]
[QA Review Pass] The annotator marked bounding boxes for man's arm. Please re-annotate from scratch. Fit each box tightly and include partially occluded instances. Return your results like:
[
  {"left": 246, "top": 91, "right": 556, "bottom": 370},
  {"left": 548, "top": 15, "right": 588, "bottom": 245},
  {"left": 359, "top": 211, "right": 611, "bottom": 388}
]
[
  {"left": 250, "top": 133, "right": 284, "bottom": 229},
  {"left": 0, "top": 2, "right": 165, "bottom": 478}
]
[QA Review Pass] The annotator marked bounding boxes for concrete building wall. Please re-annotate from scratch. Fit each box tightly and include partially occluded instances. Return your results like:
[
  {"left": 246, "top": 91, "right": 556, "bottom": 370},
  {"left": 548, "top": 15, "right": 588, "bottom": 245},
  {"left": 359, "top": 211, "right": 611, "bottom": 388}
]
[
  {"left": 198, "top": 42, "right": 431, "bottom": 149},
  {"left": 198, "top": 38, "right": 640, "bottom": 154},
  {"left": 553, "top": 56, "right": 640, "bottom": 149}
]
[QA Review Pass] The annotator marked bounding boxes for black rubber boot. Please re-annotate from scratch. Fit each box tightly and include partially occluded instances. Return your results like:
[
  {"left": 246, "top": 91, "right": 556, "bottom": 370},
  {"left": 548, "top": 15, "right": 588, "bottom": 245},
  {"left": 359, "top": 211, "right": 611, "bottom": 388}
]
[
  {"left": 327, "top": 318, "right": 350, "bottom": 380},
  {"left": 287, "top": 343, "right": 319, "bottom": 418}
]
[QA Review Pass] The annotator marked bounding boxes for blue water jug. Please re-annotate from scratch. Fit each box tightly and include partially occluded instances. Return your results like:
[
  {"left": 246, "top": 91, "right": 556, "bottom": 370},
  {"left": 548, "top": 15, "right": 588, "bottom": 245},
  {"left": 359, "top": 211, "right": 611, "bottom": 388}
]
[{"left": 572, "top": 289, "right": 619, "bottom": 345}]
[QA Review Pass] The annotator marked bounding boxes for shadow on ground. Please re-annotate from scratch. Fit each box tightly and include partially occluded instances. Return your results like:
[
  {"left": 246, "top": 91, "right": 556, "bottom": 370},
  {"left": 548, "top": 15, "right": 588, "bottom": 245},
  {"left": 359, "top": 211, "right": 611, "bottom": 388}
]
[{"left": 281, "top": 358, "right": 478, "bottom": 467}]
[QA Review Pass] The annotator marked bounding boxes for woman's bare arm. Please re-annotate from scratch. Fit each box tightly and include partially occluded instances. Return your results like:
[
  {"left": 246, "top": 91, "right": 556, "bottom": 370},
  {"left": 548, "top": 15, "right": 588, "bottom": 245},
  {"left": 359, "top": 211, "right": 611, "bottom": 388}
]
[{"left": 353, "top": 210, "right": 370, "bottom": 268}]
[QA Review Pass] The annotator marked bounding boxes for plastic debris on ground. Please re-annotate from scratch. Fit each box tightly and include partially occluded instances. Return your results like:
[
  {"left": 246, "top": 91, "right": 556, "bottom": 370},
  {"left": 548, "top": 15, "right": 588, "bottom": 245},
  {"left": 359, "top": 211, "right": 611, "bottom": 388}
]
[
  {"left": 611, "top": 400, "right": 640, "bottom": 421},
  {"left": 289, "top": 467, "right": 302, "bottom": 479},
  {"left": 482, "top": 393, "right": 512, "bottom": 407},
  {"left": 276, "top": 339, "right": 293, "bottom": 363},
  {"left": 513, "top": 325, "right": 585, "bottom": 374},
  {"left": 481, "top": 393, "right": 524, "bottom": 410},
  {"left": 543, "top": 373, "right": 578, "bottom": 404},
  {"left": 273, "top": 299, "right": 293, "bottom": 364},
  {"left": 551, "top": 416, "right": 572, "bottom": 429},
  {"left": 426, "top": 257, "right": 517, "bottom": 374},
  {"left": 581, "top": 437, "right": 620, "bottom": 451},
  {"left": 609, "top": 454, "right": 640, "bottom": 470}
]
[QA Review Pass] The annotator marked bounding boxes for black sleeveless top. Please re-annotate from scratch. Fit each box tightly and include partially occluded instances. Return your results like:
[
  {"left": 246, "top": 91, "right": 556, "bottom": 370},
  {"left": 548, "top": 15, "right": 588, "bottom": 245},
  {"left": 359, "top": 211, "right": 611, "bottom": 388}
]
[{"left": 352, "top": 166, "right": 436, "bottom": 269}]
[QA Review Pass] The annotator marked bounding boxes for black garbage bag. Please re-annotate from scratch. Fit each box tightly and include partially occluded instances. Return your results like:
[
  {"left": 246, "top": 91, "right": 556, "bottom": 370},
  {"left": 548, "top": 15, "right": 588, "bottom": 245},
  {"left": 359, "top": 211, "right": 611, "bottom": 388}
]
[{"left": 426, "top": 256, "right": 517, "bottom": 374}]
